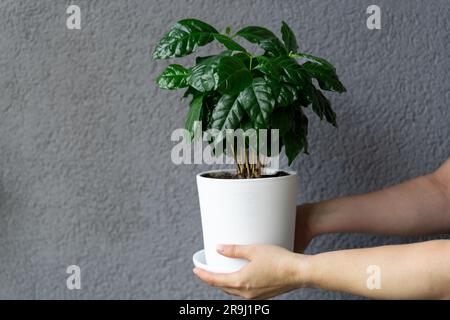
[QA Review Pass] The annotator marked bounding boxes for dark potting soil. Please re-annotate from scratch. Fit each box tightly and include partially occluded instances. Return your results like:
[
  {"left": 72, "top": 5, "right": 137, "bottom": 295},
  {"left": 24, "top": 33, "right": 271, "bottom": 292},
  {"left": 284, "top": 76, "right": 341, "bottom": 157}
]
[{"left": 201, "top": 171, "right": 290, "bottom": 180}]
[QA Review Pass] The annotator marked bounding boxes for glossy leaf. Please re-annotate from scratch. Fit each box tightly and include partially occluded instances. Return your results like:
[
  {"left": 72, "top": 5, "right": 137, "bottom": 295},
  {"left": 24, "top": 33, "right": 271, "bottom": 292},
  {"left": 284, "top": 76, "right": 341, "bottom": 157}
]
[
  {"left": 283, "top": 107, "right": 309, "bottom": 165},
  {"left": 291, "top": 53, "right": 346, "bottom": 92},
  {"left": 305, "top": 86, "right": 336, "bottom": 126},
  {"left": 153, "top": 19, "right": 218, "bottom": 59},
  {"left": 302, "top": 61, "right": 346, "bottom": 93},
  {"left": 271, "top": 108, "right": 293, "bottom": 136},
  {"left": 189, "top": 51, "right": 248, "bottom": 92},
  {"left": 305, "top": 85, "right": 323, "bottom": 119},
  {"left": 213, "top": 34, "right": 247, "bottom": 52},
  {"left": 256, "top": 56, "right": 302, "bottom": 86},
  {"left": 201, "top": 94, "right": 219, "bottom": 128},
  {"left": 291, "top": 53, "right": 335, "bottom": 70},
  {"left": 182, "top": 86, "right": 199, "bottom": 99},
  {"left": 153, "top": 20, "right": 345, "bottom": 167},
  {"left": 272, "top": 56, "right": 311, "bottom": 88},
  {"left": 316, "top": 90, "right": 337, "bottom": 126},
  {"left": 238, "top": 77, "right": 277, "bottom": 129},
  {"left": 277, "top": 83, "right": 298, "bottom": 107},
  {"left": 263, "top": 76, "right": 281, "bottom": 101},
  {"left": 217, "top": 56, "right": 252, "bottom": 95},
  {"left": 281, "top": 21, "right": 299, "bottom": 53},
  {"left": 187, "top": 64, "right": 217, "bottom": 92},
  {"left": 211, "top": 94, "right": 245, "bottom": 131},
  {"left": 195, "top": 50, "right": 232, "bottom": 65},
  {"left": 255, "top": 56, "right": 281, "bottom": 79},
  {"left": 155, "top": 64, "right": 190, "bottom": 89},
  {"left": 185, "top": 95, "right": 204, "bottom": 139},
  {"left": 236, "top": 26, "right": 287, "bottom": 56}
]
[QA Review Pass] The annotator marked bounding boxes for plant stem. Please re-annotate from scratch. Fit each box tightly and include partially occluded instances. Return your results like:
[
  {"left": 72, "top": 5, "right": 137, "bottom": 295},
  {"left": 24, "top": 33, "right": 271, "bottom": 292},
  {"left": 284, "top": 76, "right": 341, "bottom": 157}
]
[
  {"left": 244, "top": 148, "right": 251, "bottom": 178},
  {"left": 231, "top": 147, "right": 241, "bottom": 176},
  {"left": 232, "top": 147, "right": 264, "bottom": 179}
]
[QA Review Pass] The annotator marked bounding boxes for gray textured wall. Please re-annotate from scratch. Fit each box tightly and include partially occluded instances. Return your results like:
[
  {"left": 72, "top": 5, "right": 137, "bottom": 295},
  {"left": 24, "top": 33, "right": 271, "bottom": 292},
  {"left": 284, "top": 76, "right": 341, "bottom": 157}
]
[{"left": 0, "top": 0, "right": 448, "bottom": 299}]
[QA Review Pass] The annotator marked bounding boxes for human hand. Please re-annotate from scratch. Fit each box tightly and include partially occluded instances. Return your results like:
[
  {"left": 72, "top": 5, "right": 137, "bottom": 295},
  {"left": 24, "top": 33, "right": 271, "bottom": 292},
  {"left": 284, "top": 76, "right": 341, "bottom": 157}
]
[{"left": 193, "top": 244, "right": 310, "bottom": 299}]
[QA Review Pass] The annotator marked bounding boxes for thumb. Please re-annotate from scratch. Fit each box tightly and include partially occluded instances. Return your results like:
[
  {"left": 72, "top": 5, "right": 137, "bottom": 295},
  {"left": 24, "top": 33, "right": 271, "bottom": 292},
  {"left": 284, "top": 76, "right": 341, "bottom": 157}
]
[{"left": 216, "top": 244, "right": 254, "bottom": 259}]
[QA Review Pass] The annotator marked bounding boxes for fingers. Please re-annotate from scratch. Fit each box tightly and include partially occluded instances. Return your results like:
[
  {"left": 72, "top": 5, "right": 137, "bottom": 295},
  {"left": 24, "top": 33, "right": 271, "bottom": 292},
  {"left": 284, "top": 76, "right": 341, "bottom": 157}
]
[
  {"left": 222, "top": 288, "right": 242, "bottom": 297},
  {"left": 222, "top": 288, "right": 260, "bottom": 300},
  {"left": 193, "top": 268, "right": 239, "bottom": 288},
  {"left": 216, "top": 244, "right": 254, "bottom": 259},
  {"left": 193, "top": 268, "right": 261, "bottom": 299}
]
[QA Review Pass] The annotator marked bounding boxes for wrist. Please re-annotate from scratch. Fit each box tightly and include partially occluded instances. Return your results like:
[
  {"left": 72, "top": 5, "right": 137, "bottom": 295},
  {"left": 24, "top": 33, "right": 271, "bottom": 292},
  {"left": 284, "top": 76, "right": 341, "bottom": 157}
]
[{"left": 290, "top": 253, "right": 315, "bottom": 289}]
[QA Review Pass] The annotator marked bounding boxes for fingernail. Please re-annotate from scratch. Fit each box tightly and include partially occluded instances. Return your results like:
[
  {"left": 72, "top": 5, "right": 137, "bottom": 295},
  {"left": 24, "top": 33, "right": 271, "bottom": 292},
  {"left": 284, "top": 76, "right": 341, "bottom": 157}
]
[
  {"left": 192, "top": 268, "right": 198, "bottom": 274},
  {"left": 216, "top": 244, "right": 225, "bottom": 253}
]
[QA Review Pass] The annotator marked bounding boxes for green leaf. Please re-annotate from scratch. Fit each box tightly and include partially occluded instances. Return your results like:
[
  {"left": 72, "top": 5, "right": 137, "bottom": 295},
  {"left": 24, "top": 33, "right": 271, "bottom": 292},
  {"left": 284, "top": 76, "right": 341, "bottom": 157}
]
[
  {"left": 189, "top": 51, "right": 246, "bottom": 92},
  {"left": 155, "top": 64, "right": 190, "bottom": 90},
  {"left": 239, "top": 117, "right": 253, "bottom": 131},
  {"left": 277, "top": 83, "right": 298, "bottom": 107},
  {"left": 211, "top": 94, "right": 245, "bottom": 131},
  {"left": 255, "top": 56, "right": 282, "bottom": 79},
  {"left": 302, "top": 62, "right": 347, "bottom": 93},
  {"left": 291, "top": 53, "right": 335, "bottom": 70},
  {"left": 281, "top": 21, "right": 299, "bottom": 53},
  {"left": 283, "top": 107, "right": 309, "bottom": 165},
  {"left": 232, "top": 52, "right": 251, "bottom": 67},
  {"left": 305, "top": 87, "right": 337, "bottom": 126},
  {"left": 263, "top": 75, "right": 281, "bottom": 100},
  {"left": 316, "top": 90, "right": 337, "bottom": 126},
  {"left": 257, "top": 56, "right": 310, "bottom": 89},
  {"left": 153, "top": 19, "right": 218, "bottom": 59},
  {"left": 271, "top": 108, "right": 293, "bottom": 136},
  {"left": 187, "top": 55, "right": 223, "bottom": 92},
  {"left": 217, "top": 56, "right": 252, "bottom": 95},
  {"left": 236, "top": 26, "right": 287, "bottom": 56},
  {"left": 182, "top": 86, "right": 199, "bottom": 99},
  {"left": 304, "top": 85, "right": 323, "bottom": 119},
  {"left": 195, "top": 50, "right": 232, "bottom": 65},
  {"left": 185, "top": 95, "right": 204, "bottom": 139},
  {"left": 201, "top": 94, "right": 217, "bottom": 128},
  {"left": 238, "top": 77, "right": 277, "bottom": 129},
  {"left": 187, "top": 63, "right": 218, "bottom": 92},
  {"left": 272, "top": 56, "right": 311, "bottom": 88},
  {"left": 283, "top": 133, "right": 302, "bottom": 165},
  {"left": 213, "top": 34, "right": 247, "bottom": 52},
  {"left": 291, "top": 53, "right": 346, "bottom": 93}
]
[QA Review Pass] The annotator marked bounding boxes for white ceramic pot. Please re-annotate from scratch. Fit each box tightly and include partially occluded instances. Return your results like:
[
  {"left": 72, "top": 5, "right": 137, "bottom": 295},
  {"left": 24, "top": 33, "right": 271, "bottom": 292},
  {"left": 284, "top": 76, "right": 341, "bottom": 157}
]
[{"left": 196, "top": 169, "right": 298, "bottom": 273}]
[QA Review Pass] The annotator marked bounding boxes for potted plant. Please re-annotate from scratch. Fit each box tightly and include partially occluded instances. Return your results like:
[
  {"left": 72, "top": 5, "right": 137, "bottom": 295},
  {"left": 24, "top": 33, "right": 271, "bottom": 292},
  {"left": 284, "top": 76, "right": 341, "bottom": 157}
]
[{"left": 153, "top": 19, "right": 346, "bottom": 272}]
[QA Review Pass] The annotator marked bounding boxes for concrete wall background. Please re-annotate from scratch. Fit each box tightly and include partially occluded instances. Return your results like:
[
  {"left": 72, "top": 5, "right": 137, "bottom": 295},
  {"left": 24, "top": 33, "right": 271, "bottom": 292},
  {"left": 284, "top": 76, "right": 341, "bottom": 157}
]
[{"left": 0, "top": 0, "right": 448, "bottom": 299}]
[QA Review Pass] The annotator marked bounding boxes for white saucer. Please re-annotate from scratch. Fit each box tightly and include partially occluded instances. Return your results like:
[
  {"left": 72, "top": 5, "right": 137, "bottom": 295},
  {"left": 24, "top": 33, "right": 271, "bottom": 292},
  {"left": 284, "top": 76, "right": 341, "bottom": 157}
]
[{"left": 193, "top": 249, "right": 239, "bottom": 274}]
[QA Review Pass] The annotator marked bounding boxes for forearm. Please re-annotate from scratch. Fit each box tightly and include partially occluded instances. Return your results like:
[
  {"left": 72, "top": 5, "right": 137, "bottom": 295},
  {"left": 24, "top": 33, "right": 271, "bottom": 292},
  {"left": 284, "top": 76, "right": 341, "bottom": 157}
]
[
  {"left": 298, "top": 240, "right": 450, "bottom": 299},
  {"left": 305, "top": 161, "right": 450, "bottom": 237}
]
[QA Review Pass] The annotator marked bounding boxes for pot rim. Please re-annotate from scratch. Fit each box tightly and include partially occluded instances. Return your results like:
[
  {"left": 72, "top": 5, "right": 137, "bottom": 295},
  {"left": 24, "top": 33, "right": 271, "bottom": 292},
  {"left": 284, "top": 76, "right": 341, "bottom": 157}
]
[{"left": 196, "top": 168, "right": 297, "bottom": 182}]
